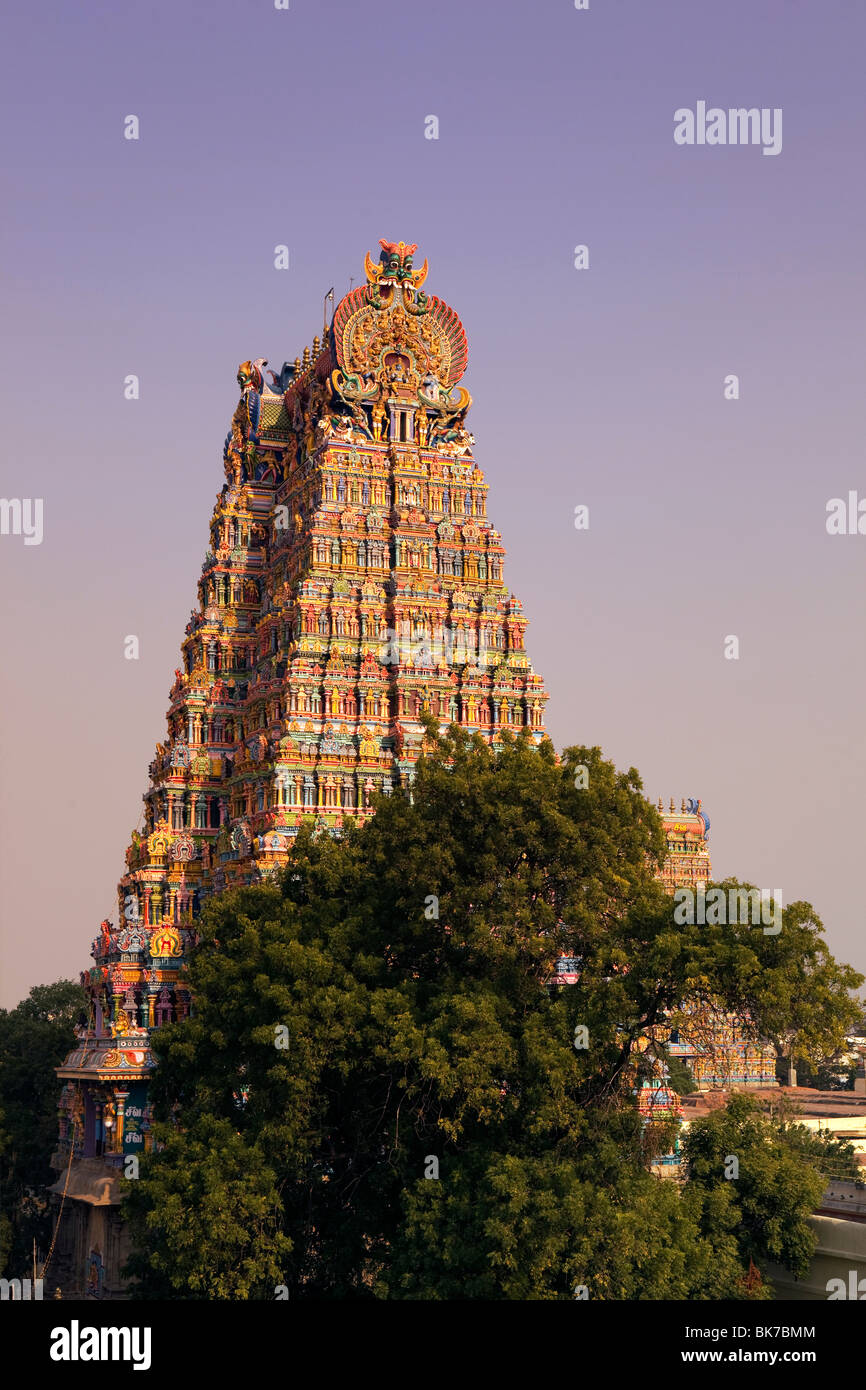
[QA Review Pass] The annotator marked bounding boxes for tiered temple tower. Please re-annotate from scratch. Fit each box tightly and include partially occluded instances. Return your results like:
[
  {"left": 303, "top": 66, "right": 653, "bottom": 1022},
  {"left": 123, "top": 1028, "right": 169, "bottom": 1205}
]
[
  {"left": 654, "top": 797, "right": 777, "bottom": 1093},
  {"left": 656, "top": 798, "right": 711, "bottom": 892},
  {"left": 51, "top": 240, "right": 549, "bottom": 1294}
]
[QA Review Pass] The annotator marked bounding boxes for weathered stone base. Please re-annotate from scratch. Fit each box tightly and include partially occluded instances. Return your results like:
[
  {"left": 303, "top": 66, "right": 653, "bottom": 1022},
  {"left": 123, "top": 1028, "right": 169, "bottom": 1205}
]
[{"left": 46, "top": 1159, "right": 133, "bottom": 1300}]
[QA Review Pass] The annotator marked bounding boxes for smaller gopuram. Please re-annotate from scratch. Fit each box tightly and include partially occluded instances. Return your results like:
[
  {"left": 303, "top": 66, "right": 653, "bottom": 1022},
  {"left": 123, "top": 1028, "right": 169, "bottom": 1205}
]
[
  {"left": 656, "top": 798, "right": 711, "bottom": 892},
  {"left": 654, "top": 798, "right": 777, "bottom": 1092},
  {"left": 636, "top": 1072, "right": 684, "bottom": 1172}
]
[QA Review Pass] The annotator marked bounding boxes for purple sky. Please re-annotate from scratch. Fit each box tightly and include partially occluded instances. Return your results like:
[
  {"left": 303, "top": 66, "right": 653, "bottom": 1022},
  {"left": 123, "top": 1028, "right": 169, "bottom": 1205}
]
[{"left": 2, "top": 0, "right": 865, "bottom": 1007}]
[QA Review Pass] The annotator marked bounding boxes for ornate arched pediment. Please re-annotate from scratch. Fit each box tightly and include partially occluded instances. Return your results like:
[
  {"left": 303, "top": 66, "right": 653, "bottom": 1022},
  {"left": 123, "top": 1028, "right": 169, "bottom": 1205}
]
[{"left": 332, "top": 244, "right": 468, "bottom": 392}]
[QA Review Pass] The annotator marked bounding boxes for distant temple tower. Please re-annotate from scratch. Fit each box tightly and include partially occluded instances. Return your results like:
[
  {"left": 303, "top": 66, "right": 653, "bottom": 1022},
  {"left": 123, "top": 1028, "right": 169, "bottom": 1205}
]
[
  {"left": 653, "top": 797, "right": 777, "bottom": 1093},
  {"left": 656, "top": 798, "right": 711, "bottom": 892},
  {"left": 51, "top": 240, "right": 549, "bottom": 1294}
]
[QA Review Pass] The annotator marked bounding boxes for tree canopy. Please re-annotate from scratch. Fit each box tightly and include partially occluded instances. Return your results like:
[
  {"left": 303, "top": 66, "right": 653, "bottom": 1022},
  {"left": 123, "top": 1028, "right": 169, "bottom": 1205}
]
[
  {"left": 122, "top": 727, "right": 863, "bottom": 1299},
  {"left": 0, "top": 978, "right": 86, "bottom": 1278}
]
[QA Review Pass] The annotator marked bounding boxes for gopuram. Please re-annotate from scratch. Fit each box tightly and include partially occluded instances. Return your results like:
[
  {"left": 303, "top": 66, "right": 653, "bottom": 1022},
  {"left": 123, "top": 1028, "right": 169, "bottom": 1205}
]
[
  {"left": 655, "top": 798, "right": 777, "bottom": 1092},
  {"left": 50, "top": 240, "right": 549, "bottom": 1293}
]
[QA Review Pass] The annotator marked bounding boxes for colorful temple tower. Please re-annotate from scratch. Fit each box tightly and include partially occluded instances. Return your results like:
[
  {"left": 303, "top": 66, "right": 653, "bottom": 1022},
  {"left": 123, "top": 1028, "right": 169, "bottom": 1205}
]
[
  {"left": 657, "top": 798, "right": 711, "bottom": 892},
  {"left": 51, "top": 239, "right": 549, "bottom": 1294},
  {"left": 654, "top": 797, "right": 777, "bottom": 1093},
  {"left": 635, "top": 1070, "right": 684, "bottom": 1172}
]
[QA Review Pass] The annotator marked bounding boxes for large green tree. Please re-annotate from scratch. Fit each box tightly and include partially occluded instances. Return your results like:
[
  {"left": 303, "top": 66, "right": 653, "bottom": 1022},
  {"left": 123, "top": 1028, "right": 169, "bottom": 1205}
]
[
  {"left": 0, "top": 979, "right": 86, "bottom": 1277},
  {"left": 123, "top": 727, "right": 863, "bottom": 1299},
  {"left": 696, "top": 880, "right": 863, "bottom": 1082}
]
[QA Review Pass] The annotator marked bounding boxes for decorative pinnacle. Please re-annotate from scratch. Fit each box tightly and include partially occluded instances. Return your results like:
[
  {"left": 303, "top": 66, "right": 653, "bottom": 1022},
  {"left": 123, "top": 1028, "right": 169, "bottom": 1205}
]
[{"left": 364, "top": 239, "right": 429, "bottom": 290}]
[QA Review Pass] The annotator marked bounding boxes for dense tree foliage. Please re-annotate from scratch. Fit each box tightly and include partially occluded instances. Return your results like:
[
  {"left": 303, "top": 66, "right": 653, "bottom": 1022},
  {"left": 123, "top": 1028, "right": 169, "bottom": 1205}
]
[
  {"left": 789, "top": 1054, "right": 857, "bottom": 1091},
  {"left": 703, "top": 880, "right": 863, "bottom": 1077},
  {"left": 0, "top": 979, "right": 86, "bottom": 1277},
  {"left": 682, "top": 1092, "right": 858, "bottom": 1280},
  {"left": 664, "top": 1051, "right": 698, "bottom": 1096},
  {"left": 122, "top": 727, "right": 863, "bottom": 1299},
  {"left": 0, "top": 1106, "right": 11, "bottom": 1273}
]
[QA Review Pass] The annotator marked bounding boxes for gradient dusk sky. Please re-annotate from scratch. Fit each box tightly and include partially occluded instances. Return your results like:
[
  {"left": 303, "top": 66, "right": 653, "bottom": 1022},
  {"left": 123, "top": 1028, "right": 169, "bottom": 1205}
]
[{"left": 2, "top": 0, "right": 865, "bottom": 1007}]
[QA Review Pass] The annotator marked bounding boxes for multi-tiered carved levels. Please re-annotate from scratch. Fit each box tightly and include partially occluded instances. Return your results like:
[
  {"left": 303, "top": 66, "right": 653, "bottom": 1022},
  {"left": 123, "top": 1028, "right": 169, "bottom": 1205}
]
[
  {"left": 51, "top": 242, "right": 549, "bottom": 1291},
  {"left": 156, "top": 239, "right": 547, "bottom": 882}
]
